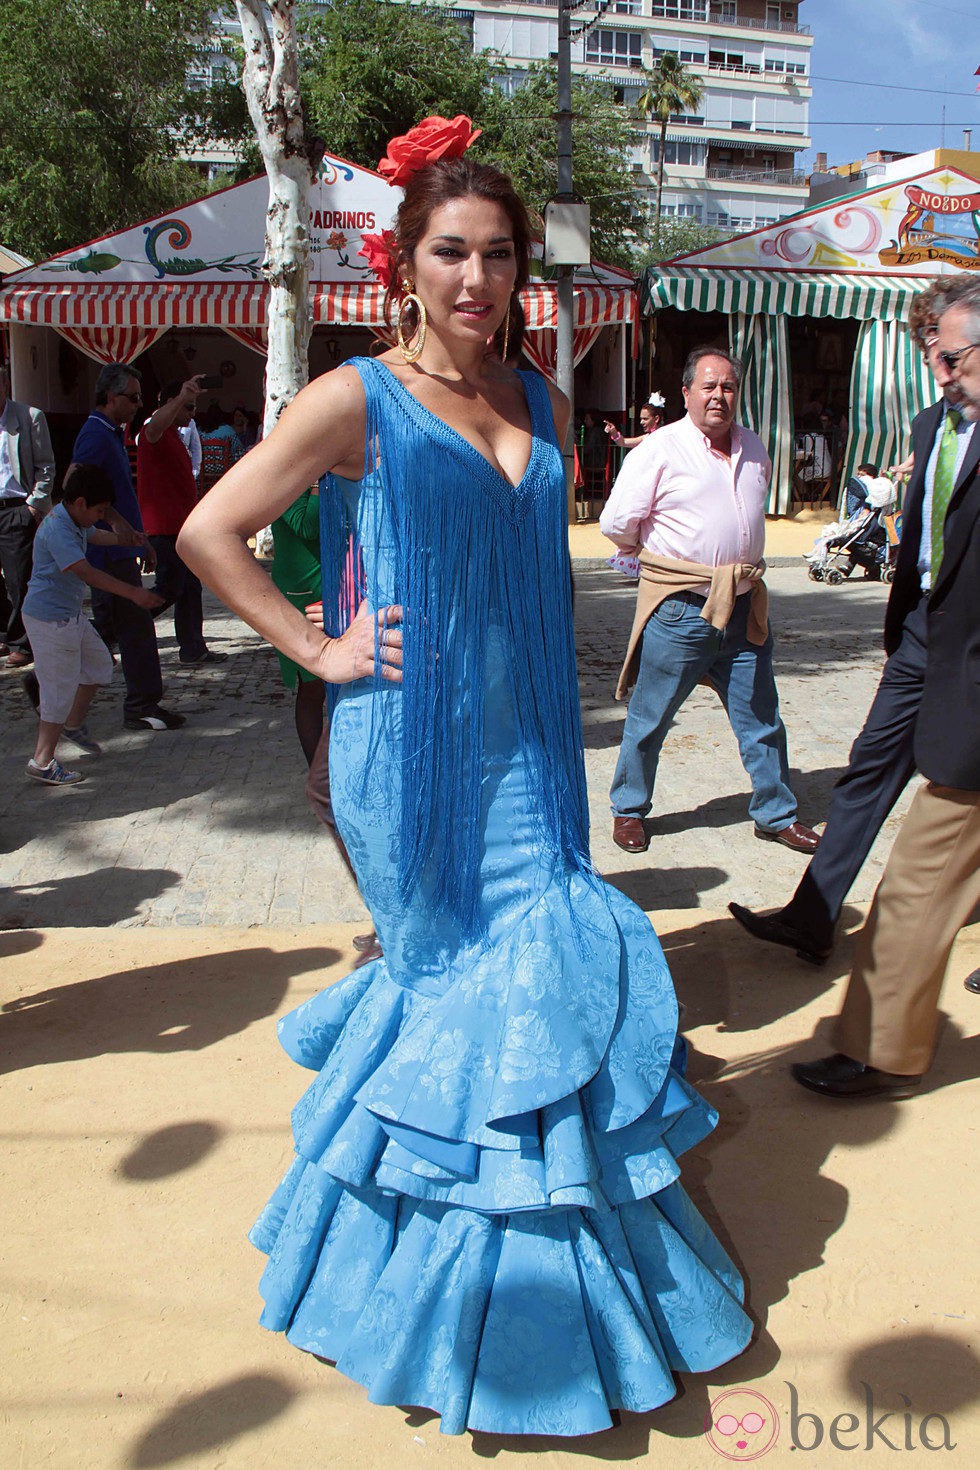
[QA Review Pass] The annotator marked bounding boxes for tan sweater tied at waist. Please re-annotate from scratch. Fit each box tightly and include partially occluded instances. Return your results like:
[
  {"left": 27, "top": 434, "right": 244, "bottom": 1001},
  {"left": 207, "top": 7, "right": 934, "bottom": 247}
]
[{"left": 615, "top": 549, "right": 769, "bottom": 701}]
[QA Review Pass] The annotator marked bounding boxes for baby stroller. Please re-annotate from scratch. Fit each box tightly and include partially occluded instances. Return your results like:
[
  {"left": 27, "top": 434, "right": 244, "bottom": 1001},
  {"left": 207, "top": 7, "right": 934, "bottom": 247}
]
[{"left": 805, "top": 477, "right": 898, "bottom": 585}]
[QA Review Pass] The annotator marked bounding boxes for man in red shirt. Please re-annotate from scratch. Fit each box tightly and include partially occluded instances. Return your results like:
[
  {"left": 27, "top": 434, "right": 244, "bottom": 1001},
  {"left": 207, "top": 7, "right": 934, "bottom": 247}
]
[{"left": 137, "top": 378, "right": 227, "bottom": 665}]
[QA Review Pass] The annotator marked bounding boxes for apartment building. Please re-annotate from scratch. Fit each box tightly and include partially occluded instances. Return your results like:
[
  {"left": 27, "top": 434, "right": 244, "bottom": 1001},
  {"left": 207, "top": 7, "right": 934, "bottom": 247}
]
[
  {"left": 201, "top": 1, "right": 812, "bottom": 235},
  {"left": 469, "top": 0, "right": 812, "bottom": 233}
]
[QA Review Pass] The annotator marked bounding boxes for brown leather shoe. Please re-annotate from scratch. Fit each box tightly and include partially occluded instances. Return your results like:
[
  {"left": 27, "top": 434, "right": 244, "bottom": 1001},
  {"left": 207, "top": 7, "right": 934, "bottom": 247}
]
[
  {"left": 5, "top": 648, "right": 32, "bottom": 668},
  {"left": 755, "top": 820, "right": 820, "bottom": 854},
  {"left": 612, "top": 815, "right": 649, "bottom": 853}
]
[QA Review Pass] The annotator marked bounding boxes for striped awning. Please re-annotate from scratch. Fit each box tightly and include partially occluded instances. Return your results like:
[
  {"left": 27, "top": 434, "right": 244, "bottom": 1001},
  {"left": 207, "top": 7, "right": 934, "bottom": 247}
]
[
  {"left": 645, "top": 268, "right": 934, "bottom": 321},
  {"left": 0, "top": 281, "right": 267, "bottom": 328},
  {"left": 0, "top": 279, "right": 635, "bottom": 331}
]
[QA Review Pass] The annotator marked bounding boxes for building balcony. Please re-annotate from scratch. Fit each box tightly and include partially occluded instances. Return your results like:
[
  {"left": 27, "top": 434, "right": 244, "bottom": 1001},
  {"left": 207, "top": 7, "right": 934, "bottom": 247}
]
[
  {"left": 706, "top": 9, "right": 811, "bottom": 34},
  {"left": 702, "top": 61, "right": 810, "bottom": 88},
  {"left": 705, "top": 164, "right": 807, "bottom": 185}
]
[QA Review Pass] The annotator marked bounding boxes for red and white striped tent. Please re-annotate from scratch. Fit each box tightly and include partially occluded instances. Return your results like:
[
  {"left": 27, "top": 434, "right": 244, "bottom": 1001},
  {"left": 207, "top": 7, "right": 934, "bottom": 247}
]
[{"left": 0, "top": 152, "right": 635, "bottom": 383}]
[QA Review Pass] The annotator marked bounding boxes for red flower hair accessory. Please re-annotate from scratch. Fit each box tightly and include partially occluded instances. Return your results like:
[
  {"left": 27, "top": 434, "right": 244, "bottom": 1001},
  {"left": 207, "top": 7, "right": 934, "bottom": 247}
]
[
  {"left": 378, "top": 115, "right": 482, "bottom": 187},
  {"left": 358, "top": 229, "right": 397, "bottom": 289}
]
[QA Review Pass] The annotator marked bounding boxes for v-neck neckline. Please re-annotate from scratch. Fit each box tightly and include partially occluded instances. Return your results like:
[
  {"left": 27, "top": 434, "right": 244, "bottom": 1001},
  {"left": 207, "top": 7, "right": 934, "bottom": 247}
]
[{"left": 371, "top": 360, "right": 540, "bottom": 493}]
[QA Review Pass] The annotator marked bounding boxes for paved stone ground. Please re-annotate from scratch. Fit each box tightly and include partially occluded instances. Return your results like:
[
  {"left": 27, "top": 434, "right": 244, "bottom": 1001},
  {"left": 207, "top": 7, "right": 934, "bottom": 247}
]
[{"left": 0, "top": 562, "right": 912, "bottom": 929}]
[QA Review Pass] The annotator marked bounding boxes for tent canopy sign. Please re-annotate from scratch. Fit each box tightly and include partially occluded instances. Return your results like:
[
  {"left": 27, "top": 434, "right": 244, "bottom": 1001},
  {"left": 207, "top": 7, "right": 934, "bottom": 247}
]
[
  {"left": 645, "top": 154, "right": 979, "bottom": 512},
  {"left": 0, "top": 152, "right": 634, "bottom": 380}
]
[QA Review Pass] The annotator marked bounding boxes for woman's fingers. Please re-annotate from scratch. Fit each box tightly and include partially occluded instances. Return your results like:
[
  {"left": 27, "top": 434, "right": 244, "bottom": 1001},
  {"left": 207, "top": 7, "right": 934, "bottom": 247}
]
[{"left": 317, "top": 602, "right": 406, "bottom": 683}]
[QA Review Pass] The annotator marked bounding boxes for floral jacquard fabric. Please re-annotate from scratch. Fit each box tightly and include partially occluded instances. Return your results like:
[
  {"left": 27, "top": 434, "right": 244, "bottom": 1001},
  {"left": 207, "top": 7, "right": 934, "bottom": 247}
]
[{"left": 250, "top": 362, "right": 752, "bottom": 1436}]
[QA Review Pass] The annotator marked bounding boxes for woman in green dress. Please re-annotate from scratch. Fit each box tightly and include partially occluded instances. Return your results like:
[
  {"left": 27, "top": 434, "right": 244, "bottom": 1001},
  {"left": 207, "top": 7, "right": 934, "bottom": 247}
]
[{"left": 270, "top": 488, "right": 325, "bottom": 766}]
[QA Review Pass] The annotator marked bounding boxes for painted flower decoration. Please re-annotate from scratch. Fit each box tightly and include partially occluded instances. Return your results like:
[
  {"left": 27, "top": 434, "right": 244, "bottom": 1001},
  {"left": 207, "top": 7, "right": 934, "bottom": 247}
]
[
  {"left": 377, "top": 115, "right": 482, "bottom": 187},
  {"left": 358, "top": 229, "right": 398, "bottom": 289},
  {"left": 325, "top": 230, "right": 348, "bottom": 252}
]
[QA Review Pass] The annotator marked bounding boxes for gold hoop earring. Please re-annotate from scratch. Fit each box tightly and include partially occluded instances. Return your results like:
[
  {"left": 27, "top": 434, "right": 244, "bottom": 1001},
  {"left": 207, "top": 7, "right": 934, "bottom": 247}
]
[
  {"left": 397, "top": 291, "right": 427, "bottom": 364},
  {"left": 501, "top": 299, "right": 511, "bottom": 363}
]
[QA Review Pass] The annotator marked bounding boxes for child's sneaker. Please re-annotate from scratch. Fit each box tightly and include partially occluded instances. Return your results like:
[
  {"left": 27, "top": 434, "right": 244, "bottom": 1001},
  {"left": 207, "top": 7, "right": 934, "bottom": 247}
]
[
  {"left": 62, "top": 724, "right": 102, "bottom": 756},
  {"left": 26, "top": 758, "right": 84, "bottom": 786}
]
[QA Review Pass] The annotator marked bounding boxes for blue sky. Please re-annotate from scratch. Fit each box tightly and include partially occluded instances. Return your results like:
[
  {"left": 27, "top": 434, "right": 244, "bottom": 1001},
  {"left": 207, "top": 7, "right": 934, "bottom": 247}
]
[{"left": 802, "top": 0, "right": 980, "bottom": 168}]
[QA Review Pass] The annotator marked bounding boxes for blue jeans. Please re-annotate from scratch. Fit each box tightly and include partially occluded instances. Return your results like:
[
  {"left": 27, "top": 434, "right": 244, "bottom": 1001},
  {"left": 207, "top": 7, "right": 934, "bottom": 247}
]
[{"left": 610, "top": 591, "right": 797, "bottom": 833}]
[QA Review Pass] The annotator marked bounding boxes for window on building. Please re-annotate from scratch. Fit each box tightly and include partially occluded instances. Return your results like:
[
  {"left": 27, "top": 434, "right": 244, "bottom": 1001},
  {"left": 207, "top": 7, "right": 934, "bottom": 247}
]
[
  {"left": 613, "top": 0, "right": 642, "bottom": 13},
  {"left": 710, "top": 1, "right": 737, "bottom": 21},
  {"left": 662, "top": 202, "right": 704, "bottom": 220},
  {"left": 586, "top": 28, "right": 642, "bottom": 66},
  {"left": 765, "top": 53, "right": 806, "bottom": 75},
  {"left": 709, "top": 49, "right": 744, "bottom": 70},
  {"left": 766, "top": 3, "right": 781, "bottom": 25},
  {"left": 652, "top": 45, "right": 706, "bottom": 63},
  {"left": 485, "top": 16, "right": 554, "bottom": 60},
  {"left": 652, "top": 1, "right": 707, "bottom": 20},
  {"left": 651, "top": 140, "right": 708, "bottom": 166}
]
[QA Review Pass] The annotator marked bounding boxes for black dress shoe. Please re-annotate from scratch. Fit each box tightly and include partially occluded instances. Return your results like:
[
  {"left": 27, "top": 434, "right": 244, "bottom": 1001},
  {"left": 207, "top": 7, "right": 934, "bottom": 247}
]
[
  {"left": 728, "top": 901, "right": 831, "bottom": 966},
  {"left": 964, "top": 968, "right": 980, "bottom": 995},
  {"left": 791, "top": 1053, "right": 922, "bottom": 1100},
  {"left": 755, "top": 820, "right": 821, "bottom": 854}
]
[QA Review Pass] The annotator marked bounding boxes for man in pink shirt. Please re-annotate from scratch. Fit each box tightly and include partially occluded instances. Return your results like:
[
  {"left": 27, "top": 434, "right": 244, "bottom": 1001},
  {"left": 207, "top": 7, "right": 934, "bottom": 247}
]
[{"left": 600, "top": 346, "right": 819, "bottom": 856}]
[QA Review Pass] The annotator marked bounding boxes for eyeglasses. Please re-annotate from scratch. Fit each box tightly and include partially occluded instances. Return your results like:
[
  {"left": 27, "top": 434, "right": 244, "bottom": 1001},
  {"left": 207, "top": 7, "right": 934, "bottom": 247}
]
[
  {"left": 116, "top": 391, "right": 142, "bottom": 403},
  {"left": 938, "top": 342, "right": 980, "bottom": 372},
  {"left": 715, "top": 1412, "right": 767, "bottom": 1435}
]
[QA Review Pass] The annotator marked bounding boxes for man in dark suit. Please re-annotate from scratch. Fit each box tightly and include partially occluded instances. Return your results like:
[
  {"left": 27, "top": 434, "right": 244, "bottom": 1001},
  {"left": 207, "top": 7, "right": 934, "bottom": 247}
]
[
  {"left": 792, "top": 280, "right": 980, "bottom": 1098},
  {"left": 0, "top": 363, "right": 56, "bottom": 667},
  {"left": 729, "top": 274, "right": 978, "bottom": 966}
]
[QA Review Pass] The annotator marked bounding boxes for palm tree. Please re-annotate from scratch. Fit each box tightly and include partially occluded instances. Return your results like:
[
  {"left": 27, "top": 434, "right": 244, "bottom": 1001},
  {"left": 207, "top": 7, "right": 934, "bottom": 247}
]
[{"left": 636, "top": 52, "right": 705, "bottom": 225}]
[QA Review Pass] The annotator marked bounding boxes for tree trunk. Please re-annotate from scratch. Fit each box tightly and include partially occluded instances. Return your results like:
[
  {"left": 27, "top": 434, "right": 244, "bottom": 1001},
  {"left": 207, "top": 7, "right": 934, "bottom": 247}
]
[
  {"left": 655, "top": 114, "right": 667, "bottom": 225},
  {"left": 234, "top": 0, "right": 316, "bottom": 444}
]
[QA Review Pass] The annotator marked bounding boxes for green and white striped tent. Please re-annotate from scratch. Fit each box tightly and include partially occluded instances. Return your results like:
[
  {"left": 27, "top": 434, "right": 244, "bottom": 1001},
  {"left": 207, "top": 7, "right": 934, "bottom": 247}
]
[{"left": 643, "top": 152, "right": 979, "bottom": 512}]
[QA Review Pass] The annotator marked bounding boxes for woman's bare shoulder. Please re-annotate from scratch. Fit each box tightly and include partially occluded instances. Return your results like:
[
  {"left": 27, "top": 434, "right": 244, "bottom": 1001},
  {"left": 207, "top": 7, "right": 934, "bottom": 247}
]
[{"left": 288, "top": 361, "right": 367, "bottom": 416}]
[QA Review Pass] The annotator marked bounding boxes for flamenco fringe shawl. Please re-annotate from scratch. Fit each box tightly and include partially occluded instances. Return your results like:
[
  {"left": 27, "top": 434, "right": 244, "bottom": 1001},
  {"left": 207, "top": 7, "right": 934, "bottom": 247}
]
[{"left": 319, "top": 356, "right": 592, "bottom": 938}]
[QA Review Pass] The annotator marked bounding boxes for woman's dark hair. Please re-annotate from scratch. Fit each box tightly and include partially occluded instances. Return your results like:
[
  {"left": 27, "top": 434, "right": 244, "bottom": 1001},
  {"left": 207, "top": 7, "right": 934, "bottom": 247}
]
[{"left": 382, "top": 156, "right": 531, "bottom": 363}]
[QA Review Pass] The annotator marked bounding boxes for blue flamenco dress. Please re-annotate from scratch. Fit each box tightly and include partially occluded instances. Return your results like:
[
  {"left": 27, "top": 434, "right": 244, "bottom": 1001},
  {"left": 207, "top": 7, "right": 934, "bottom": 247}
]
[{"left": 249, "top": 357, "right": 752, "bottom": 1436}]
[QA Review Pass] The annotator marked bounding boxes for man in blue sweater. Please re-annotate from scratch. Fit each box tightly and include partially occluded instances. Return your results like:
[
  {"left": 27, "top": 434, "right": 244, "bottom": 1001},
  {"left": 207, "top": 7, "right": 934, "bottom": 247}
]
[{"left": 72, "top": 364, "right": 185, "bottom": 731}]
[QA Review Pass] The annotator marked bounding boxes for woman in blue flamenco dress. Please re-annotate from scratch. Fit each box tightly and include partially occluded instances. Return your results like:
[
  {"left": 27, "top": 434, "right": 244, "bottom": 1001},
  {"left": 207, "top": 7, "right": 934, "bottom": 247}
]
[{"left": 178, "top": 121, "right": 752, "bottom": 1438}]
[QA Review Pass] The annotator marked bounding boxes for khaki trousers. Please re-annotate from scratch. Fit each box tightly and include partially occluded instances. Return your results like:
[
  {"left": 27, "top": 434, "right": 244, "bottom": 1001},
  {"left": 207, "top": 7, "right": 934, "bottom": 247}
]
[{"left": 834, "top": 782, "right": 980, "bottom": 1075}]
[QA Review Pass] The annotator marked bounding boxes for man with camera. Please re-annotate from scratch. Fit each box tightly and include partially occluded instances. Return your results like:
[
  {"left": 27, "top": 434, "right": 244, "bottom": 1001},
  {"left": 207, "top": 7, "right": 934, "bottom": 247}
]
[{"left": 137, "top": 376, "right": 227, "bottom": 668}]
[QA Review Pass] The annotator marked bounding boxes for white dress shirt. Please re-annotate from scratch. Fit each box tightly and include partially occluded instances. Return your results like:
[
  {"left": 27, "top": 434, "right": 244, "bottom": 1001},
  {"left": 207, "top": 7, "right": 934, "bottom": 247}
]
[
  {"left": 0, "top": 402, "right": 28, "bottom": 500},
  {"left": 917, "top": 403, "right": 976, "bottom": 591},
  {"left": 600, "top": 414, "right": 770, "bottom": 594}
]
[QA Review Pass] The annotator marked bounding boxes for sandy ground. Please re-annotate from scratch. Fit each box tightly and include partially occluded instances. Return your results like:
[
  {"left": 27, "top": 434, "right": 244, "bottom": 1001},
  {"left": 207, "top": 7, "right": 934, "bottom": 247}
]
[{"left": 3, "top": 917, "right": 977, "bottom": 1469}]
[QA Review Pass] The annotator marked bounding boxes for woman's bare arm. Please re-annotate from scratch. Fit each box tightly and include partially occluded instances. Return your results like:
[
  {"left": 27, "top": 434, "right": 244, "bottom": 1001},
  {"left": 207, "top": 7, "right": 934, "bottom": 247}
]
[{"left": 177, "top": 365, "right": 402, "bottom": 686}]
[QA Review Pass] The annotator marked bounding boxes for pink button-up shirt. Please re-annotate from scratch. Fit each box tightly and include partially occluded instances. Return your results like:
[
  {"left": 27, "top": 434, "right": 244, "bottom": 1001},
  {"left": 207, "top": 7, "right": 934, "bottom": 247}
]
[{"left": 599, "top": 415, "right": 770, "bottom": 593}]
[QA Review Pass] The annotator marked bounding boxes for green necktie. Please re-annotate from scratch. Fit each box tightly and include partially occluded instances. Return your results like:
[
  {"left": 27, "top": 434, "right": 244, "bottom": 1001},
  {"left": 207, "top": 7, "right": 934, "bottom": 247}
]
[{"left": 931, "top": 408, "right": 961, "bottom": 584}]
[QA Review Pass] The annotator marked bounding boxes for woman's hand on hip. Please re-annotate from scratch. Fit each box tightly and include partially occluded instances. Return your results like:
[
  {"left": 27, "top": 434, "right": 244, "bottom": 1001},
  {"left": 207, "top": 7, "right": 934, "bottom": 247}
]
[{"left": 315, "top": 602, "right": 404, "bottom": 685}]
